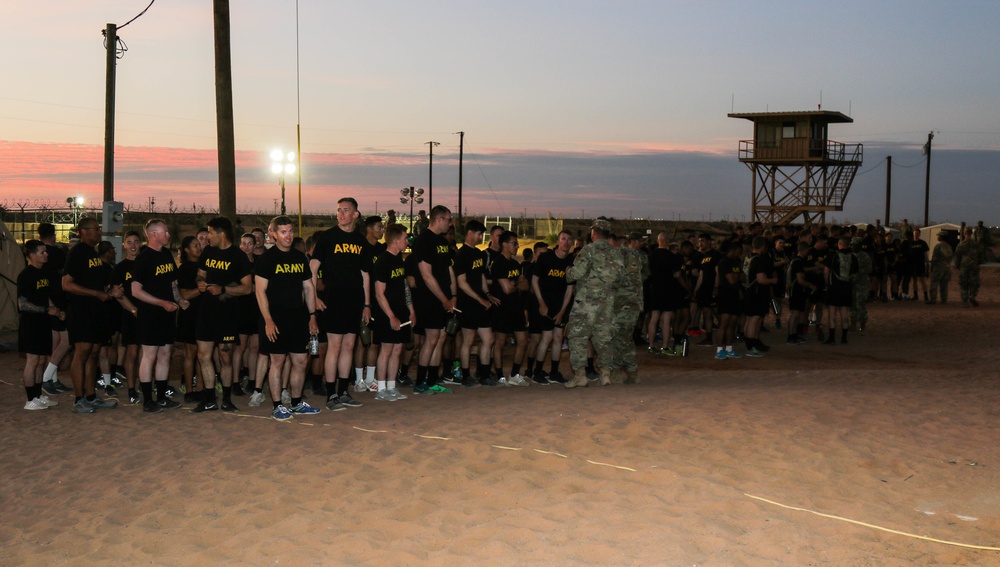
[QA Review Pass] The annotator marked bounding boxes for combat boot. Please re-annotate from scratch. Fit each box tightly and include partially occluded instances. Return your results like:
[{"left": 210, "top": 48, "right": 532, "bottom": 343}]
[
  {"left": 623, "top": 369, "right": 640, "bottom": 384},
  {"left": 564, "top": 368, "right": 589, "bottom": 389},
  {"left": 599, "top": 368, "right": 612, "bottom": 386}
]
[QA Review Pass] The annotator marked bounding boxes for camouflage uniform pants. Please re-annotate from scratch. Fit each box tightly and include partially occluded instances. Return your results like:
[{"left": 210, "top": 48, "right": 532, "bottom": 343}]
[
  {"left": 609, "top": 305, "right": 641, "bottom": 372},
  {"left": 851, "top": 281, "right": 870, "bottom": 325},
  {"left": 566, "top": 297, "right": 616, "bottom": 371},
  {"left": 929, "top": 267, "right": 950, "bottom": 302},
  {"left": 959, "top": 267, "right": 980, "bottom": 301}
]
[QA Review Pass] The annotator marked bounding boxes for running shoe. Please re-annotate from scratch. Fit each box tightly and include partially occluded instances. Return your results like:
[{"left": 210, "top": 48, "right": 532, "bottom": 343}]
[
  {"left": 37, "top": 395, "right": 58, "bottom": 407},
  {"left": 338, "top": 392, "right": 363, "bottom": 407},
  {"left": 714, "top": 351, "right": 728, "bottom": 361},
  {"left": 280, "top": 388, "right": 292, "bottom": 406},
  {"left": 386, "top": 388, "right": 407, "bottom": 400},
  {"left": 41, "top": 382, "right": 61, "bottom": 396},
  {"left": 396, "top": 375, "right": 414, "bottom": 388},
  {"left": 112, "top": 372, "right": 125, "bottom": 387},
  {"left": 546, "top": 371, "right": 567, "bottom": 384},
  {"left": 507, "top": 374, "right": 529, "bottom": 387},
  {"left": 143, "top": 401, "right": 163, "bottom": 413},
  {"left": 531, "top": 374, "right": 551, "bottom": 386},
  {"left": 374, "top": 390, "right": 397, "bottom": 402},
  {"left": 496, "top": 376, "right": 509, "bottom": 387},
  {"left": 290, "top": 401, "right": 321, "bottom": 414},
  {"left": 248, "top": 391, "right": 266, "bottom": 407},
  {"left": 326, "top": 396, "right": 347, "bottom": 411},
  {"left": 353, "top": 379, "right": 368, "bottom": 393},
  {"left": 428, "top": 384, "right": 454, "bottom": 394},
  {"left": 88, "top": 396, "right": 118, "bottom": 409},
  {"left": 157, "top": 398, "right": 183, "bottom": 410},
  {"left": 412, "top": 384, "right": 437, "bottom": 395},
  {"left": 461, "top": 376, "right": 479, "bottom": 388},
  {"left": 24, "top": 398, "right": 49, "bottom": 411},
  {"left": 53, "top": 381, "right": 72, "bottom": 393},
  {"left": 128, "top": 391, "right": 142, "bottom": 404},
  {"left": 220, "top": 400, "right": 240, "bottom": 412},
  {"left": 745, "top": 347, "right": 765, "bottom": 358},
  {"left": 725, "top": 351, "right": 743, "bottom": 359},
  {"left": 229, "top": 382, "right": 245, "bottom": 397},
  {"left": 366, "top": 380, "right": 379, "bottom": 392},
  {"left": 73, "top": 399, "right": 96, "bottom": 414},
  {"left": 191, "top": 400, "right": 219, "bottom": 413},
  {"left": 272, "top": 405, "right": 294, "bottom": 421}
]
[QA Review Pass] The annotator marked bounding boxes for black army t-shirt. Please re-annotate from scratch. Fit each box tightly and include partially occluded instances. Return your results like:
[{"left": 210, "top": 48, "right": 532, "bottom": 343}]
[
  {"left": 198, "top": 245, "right": 252, "bottom": 301},
  {"left": 454, "top": 245, "right": 488, "bottom": 302},
  {"left": 311, "top": 226, "right": 370, "bottom": 297},
  {"left": 373, "top": 251, "right": 409, "bottom": 322},
  {"left": 133, "top": 246, "right": 177, "bottom": 302},
  {"left": 254, "top": 246, "right": 311, "bottom": 313},
  {"left": 410, "top": 230, "right": 452, "bottom": 295},
  {"left": 533, "top": 251, "right": 573, "bottom": 309}
]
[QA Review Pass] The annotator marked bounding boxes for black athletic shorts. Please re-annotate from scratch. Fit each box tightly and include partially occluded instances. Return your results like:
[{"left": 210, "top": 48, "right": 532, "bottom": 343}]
[
  {"left": 67, "top": 298, "right": 111, "bottom": 345},
  {"left": 414, "top": 290, "right": 447, "bottom": 331},
  {"left": 826, "top": 285, "right": 852, "bottom": 308},
  {"left": 320, "top": 288, "right": 364, "bottom": 335},
  {"left": 715, "top": 291, "right": 742, "bottom": 316},
  {"left": 258, "top": 311, "right": 309, "bottom": 355},
  {"left": 372, "top": 315, "right": 408, "bottom": 345},
  {"left": 239, "top": 298, "right": 259, "bottom": 336},
  {"left": 788, "top": 287, "right": 808, "bottom": 312},
  {"left": 911, "top": 261, "right": 927, "bottom": 277},
  {"left": 175, "top": 305, "right": 197, "bottom": 345},
  {"left": 18, "top": 313, "right": 52, "bottom": 356},
  {"left": 457, "top": 298, "right": 492, "bottom": 330},
  {"left": 808, "top": 288, "right": 827, "bottom": 305},
  {"left": 138, "top": 305, "right": 177, "bottom": 346},
  {"left": 121, "top": 311, "right": 140, "bottom": 346},
  {"left": 196, "top": 298, "right": 240, "bottom": 345},
  {"left": 695, "top": 287, "right": 715, "bottom": 309},
  {"left": 743, "top": 293, "right": 770, "bottom": 318},
  {"left": 492, "top": 300, "right": 527, "bottom": 334}
]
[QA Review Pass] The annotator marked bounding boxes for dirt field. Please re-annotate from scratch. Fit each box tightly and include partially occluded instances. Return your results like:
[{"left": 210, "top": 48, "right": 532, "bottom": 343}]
[{"left": 1, "top": 269, "right": 999, "bottom": 566}]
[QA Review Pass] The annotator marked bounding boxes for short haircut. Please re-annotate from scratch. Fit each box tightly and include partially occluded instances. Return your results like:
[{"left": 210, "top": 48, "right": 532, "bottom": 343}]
[
  {"left": 23, "top": 239, "right": 45, "bottom": 255},
  {"left": 207, "top": 217, "right": 234, "bottom": 243},
  {"left": 464, "top": 219, "right": 486, "bottom": 234},
  {"left": 559, "top": 229, "right": 574, "bottom": 239},
  {"left": 124, "top": 230, "right": 141, "bottom": 240},
  {"left": 37, "top": 223, "right": 55, "bottom": 239},
  {"left": 338, "top": 197, "right": 359, "bottom": 210},
  {"left": 429, "top": 205, "right": 451, "bottom": 221},
  {"left": 385, "top": 223, "right": 407, "bottom": 243},
  {"left": 364, "top": 215, "right": 383, "bottom": 229},
  {"left": 751, "top": 236, "right": 767, "bottom": 250},
  {"left": 144, "top": 218, "right": 166, "bottom": 235},
  {"left": 270, "top": 215, "right": 294, "bottom": 231},
  {"left": 698, "top": 232, "right": 713, "bottom": 241},
  {"left": 680, "top": 240, "right": 694, "bottom": 249},
  {"left": 499, "top": 231, "right": 517, "bottom": 245},
  {"left": 522, "top": 248, "right": 534, "bottom": 262},
  {"left": 97, "top": 241, "right": 115, "bottom": 255},
  {"left": 533, "top": 241, "right": 548, "bottom": 252},
  {"left": 490, "top": 225, "right": 505, "bottom": 235}
]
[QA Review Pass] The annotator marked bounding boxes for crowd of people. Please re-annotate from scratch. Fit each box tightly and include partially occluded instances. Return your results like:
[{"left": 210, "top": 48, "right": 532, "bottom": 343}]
[{"left": 14, "top": 205, "right": 992, "bottom": 418}]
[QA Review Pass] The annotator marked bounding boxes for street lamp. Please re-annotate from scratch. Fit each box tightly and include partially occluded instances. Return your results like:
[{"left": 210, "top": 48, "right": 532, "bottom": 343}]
[
  {"left": 67, "top": 196, "right": 84, "bottom": 225},
  {"left": 271, "top": 149, "right": 296, "bottom": 216},
  {"left": 400, "top": 187, "right": 424, "bottom": 233}
]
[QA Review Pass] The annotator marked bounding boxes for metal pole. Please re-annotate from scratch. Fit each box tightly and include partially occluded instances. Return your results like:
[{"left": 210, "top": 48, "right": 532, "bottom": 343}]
[
  {"left": 923, "top": 132, "right": 933, "bottom": 227},
  {"left": 409, "top": 187, "right": 415, "bottom": 233},
  {"left": 280, "top": 176, "right": 286, "bottom": 215},
  {"left": 884, "top": 155, "right": 892, "bottom": 226},
  {"left": 426, "top": 141, "right": 439, "bottom": 210},
  {"left": 295, "top": 0, "right": 302, "bottom": 235},
  {"left": 103, "top": 23, "right": 117, "bottom": 203}
]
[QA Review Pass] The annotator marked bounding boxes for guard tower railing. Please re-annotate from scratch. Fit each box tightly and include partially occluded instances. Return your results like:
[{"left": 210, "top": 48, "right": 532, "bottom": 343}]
[{"left": 738, "top": 139, "right": 863, "bottom": 163}]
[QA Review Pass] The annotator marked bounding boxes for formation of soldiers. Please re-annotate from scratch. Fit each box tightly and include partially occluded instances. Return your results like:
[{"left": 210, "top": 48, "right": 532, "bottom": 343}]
[{"left": 14, "top": 210, "right": 992, "bottom": 414}]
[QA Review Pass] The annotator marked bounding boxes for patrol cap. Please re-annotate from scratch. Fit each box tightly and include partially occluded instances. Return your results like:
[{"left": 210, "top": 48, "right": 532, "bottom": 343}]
[
  {"left": 628, "top": 231, "right": 644, "bottom": 241},
  {"left": 591, "top": 218, "right": 612, "bottom": 232}
]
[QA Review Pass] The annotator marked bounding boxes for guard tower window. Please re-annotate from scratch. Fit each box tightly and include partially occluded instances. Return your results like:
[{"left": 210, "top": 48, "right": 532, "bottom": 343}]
[{"left": 782, "top": 122, "right": 796, "bottom": 138}]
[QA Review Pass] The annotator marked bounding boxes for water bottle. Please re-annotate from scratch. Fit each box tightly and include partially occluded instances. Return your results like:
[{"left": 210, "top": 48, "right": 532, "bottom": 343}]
[
  {"left": 359, "top": 321, "right": 372, "bottom": 346},
  {"left": 308, "top": 334, "right": 319, "bottom": 356}
]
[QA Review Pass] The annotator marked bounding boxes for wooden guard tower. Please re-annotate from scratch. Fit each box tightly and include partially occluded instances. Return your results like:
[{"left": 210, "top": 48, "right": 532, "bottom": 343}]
[{"left": 728, "top": 110, "right": 863, "bottom": 225}]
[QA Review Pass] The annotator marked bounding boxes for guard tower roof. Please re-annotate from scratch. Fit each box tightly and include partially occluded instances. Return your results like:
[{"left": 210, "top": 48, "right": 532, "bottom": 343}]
[{"left": 728, "top": 110, "right": 853, "bottom": 124}]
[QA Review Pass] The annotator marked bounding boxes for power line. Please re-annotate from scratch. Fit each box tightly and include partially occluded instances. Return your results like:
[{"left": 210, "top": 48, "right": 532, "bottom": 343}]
[
  {"left": 467, "top": 150, "right": 505, "bottom": 216},
  {"left": 117, "top": 0, "right": 156, "bottom": 30}
]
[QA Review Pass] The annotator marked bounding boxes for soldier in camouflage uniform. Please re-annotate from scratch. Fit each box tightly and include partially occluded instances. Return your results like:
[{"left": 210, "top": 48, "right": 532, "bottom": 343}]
[
  {"left": 954, "top": 228, "right": 985, "bottom": 307},
  {"left": 564, "top": 218, "right": 626, "bottom": 388},
  {"left": 928, "top": 232, "right": 953, "bottom": 304},
  {"left": 850, "top": 237, "right": 873, "bottom": 332},
  {"left": 609, "top": 232, "right": 649, "bottom": 384}
]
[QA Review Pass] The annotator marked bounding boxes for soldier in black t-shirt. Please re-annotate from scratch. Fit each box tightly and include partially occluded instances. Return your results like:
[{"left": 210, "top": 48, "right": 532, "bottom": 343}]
[
  {"left": 176, "top": 236, "right": 205, "bottom": 403},
  {"left": 713, "top": 241, "right": 744, "bottom": 359},
  {"left": 255, "top": 216, "right": 321, "bottom": 420},
  {"left": 17, "top": 240, "right": 63, "bottom": 410},
  {"left": 309, "top": 197, "right": 371, "bottom": 410},
  {"left": 742, "top": 237, "right": 777, "bottom": 357},
  {"left": 131, "top": 219, "right": 187, "bottom": 413},
  {"left": 37, "top": 222, "right": 71, "bottom": 394},
  {"left": 353, "top": 216, "right": 387, "bottom": 393},
  {"left": 112, "top": 231, "right": 142, "bottom": 403},
  {"left": 908, "top": 230, "right": 930, "bottom": 302},
  {"left": 453, "top": 220, "right": 498, "bottom": 386},
  {"left": 409, "top": 206, "right": 457, "bottom": 394},
  {"left": 371, "top": 224, "right": 414, "bottom": 401},
  {"left": 193, "top": 217, "right": 253, "bottom": 413},
  {"left": 62, "top": 218, "right": 123, "bottom": 413},
  {"left": 490, "top": 231, "right": 529, "bottom": 385},
  {"left": 692, "top": 234, "right": 721, "bottom": 346},
  {"left": 531, "top": 230, "right": 575, "bottom": 383},
  {"left": 786, "top": 241, "right": 817, "bottom": 344}
]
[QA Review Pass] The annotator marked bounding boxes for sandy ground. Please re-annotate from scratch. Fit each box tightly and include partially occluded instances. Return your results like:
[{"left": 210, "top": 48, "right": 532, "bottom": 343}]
[{"left": 2, "top": 269, "right": 999, "bottom": 566}]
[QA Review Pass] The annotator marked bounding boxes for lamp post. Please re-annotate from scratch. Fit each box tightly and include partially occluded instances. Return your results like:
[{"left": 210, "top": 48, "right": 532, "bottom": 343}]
[
  {"left": 400, "top": 187, "right": 424, "bottom": 233},
  {"left": 271, "top": 149, "right": 296, "bottom": 216},
  {"left": 67, "top": 196, "right": 84, "bottom": 226}
]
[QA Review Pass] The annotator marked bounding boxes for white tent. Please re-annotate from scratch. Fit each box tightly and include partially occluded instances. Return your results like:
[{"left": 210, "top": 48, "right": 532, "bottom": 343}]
[
  {"left": 919, "top": 223, "right": 961, "bottom": 246},
  {"left": 0, "top": 219, "right": 27, "bottom": 332}
]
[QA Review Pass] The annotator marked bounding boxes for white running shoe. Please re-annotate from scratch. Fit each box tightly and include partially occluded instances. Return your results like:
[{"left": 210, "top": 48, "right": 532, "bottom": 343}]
[
  {"left": 280, "top": 388, "right": 291, "bottom": 406},
  {"left": 354, "top": 379, "right": 368, "bottom": 393},
  {"left": 25, "top": 398, "right": 49, "bottom": 410},
  {"left": 248, "top": 391, "right": 266, "bottom": 407},
  {"left": 37, "top": 395, "right": 58, "bottom": 407},
  {"left": 507, "top": 374, "right": 529, "bottom": 387},
  {"left": 374, "top": 390, "right": 396, "bottom": 402},
  {"left": 497, "top": 376, "right": 510, "bottom": 387},
  {"left": 366, "top": 379, "right": 378, "bottom": 392},
  {"left": 386, "top": 388, "right": 407, "bottom": 400}
]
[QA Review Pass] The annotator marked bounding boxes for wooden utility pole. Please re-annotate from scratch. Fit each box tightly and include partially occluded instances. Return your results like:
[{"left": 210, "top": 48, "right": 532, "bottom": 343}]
[
  {"left": 456, "top": 131, "right": 464, "bottom": 226},
  {"left": 884, "top": 155, "right": 891, "bottom": 226},
  {"left": 103, "top": 23, "right": 117, "bottom": 203},
  {"left": 214, "top": 0, "right": 237, "bottom": 220},
  {"left": 426, "top": 141, "right": 439, "bottom": 211},
  {"left": 923, "top": 131, "right": 933, "bottom": 227}
]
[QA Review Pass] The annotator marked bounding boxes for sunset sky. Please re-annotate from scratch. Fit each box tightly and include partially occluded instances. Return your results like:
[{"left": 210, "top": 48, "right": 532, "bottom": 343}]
[{"left": 2, "top": 1, "right": 999, "bottom": 224}]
